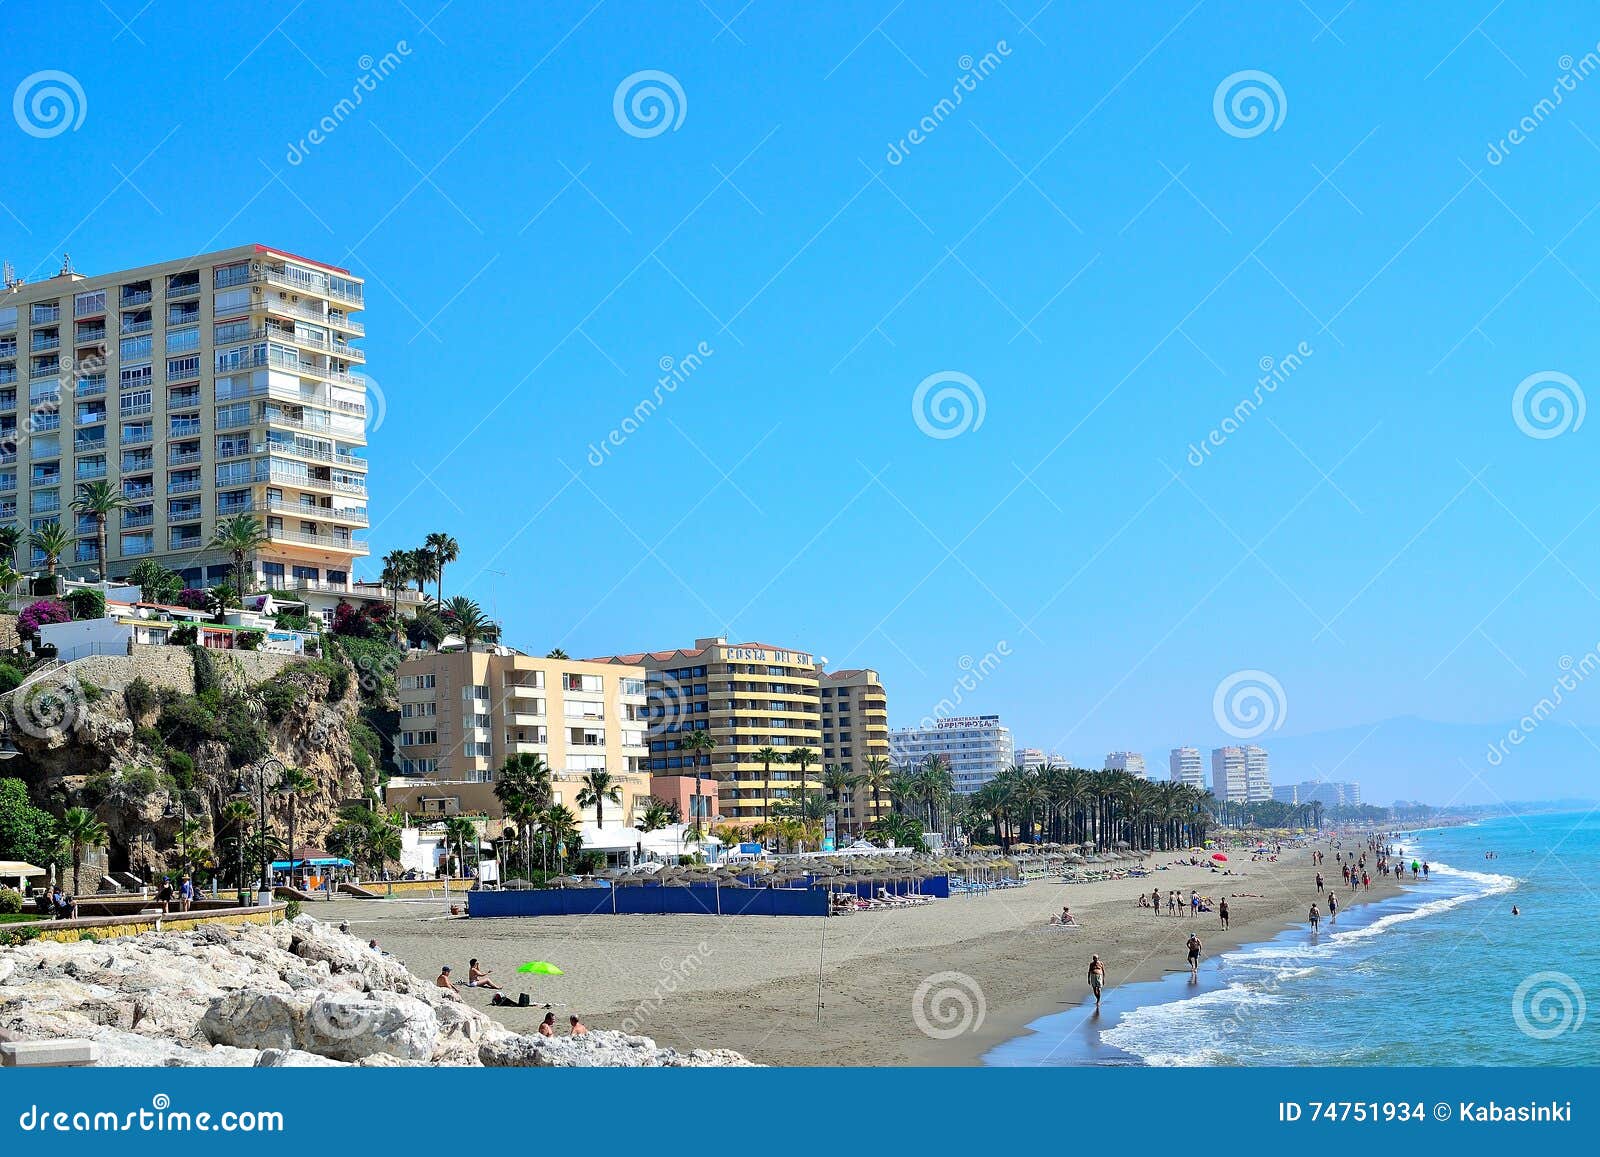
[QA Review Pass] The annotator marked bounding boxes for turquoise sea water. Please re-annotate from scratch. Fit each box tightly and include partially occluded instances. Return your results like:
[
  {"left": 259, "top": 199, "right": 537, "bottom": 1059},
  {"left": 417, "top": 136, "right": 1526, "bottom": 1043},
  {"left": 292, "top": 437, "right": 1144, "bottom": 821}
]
[{"left": 985, "top": 811, "right": 1596, "bottom": 1066}]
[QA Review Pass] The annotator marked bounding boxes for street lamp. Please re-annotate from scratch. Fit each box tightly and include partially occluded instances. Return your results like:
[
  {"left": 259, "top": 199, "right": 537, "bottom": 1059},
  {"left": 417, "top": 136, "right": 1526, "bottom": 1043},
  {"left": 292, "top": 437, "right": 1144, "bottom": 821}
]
[{"left": 235, "top": 757, "right": 287, "bottom": 893}]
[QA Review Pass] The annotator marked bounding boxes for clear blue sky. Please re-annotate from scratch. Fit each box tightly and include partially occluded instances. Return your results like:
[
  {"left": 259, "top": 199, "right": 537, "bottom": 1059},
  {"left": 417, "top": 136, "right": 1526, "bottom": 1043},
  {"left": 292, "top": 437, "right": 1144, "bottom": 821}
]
[{"left": 6, "top": 2, "right": 1600, "bottom": 787}]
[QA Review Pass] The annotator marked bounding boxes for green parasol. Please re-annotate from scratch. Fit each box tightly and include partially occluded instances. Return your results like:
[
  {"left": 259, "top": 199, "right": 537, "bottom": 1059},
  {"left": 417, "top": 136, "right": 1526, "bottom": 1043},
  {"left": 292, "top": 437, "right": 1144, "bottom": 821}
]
[{"left": 517, "top": 961, "right": 564, "bottom": 976}]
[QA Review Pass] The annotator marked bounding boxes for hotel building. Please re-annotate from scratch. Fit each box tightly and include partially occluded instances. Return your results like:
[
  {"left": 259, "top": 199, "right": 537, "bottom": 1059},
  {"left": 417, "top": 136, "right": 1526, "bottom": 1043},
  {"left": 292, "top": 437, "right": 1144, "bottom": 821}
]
[
  {"left": 588, "top": 637, "right": 825, "bottom": 825},
  {"left": 1105, "top": 751, "right": 1147, "bottom": 778},
  {"left": 1211, "top": 744, "right": 1273, "bottom": 803},
  {"left": 890, "top": 715, "right": 1014, "bottom": 795},
  {"left": 0, "top": 246, "right": 370, "bottom": 611},
  {"left": 1015, "top": 747, "right": 1067, "bottom": 771},
  {"left": 1169, "top": 746, "right": 1205, "bottom": 788},
  {"left": 1273, "top": 780, "right": 1360, "bottom": 807},
  {"left": 385, "top": 649, "right": 652, "bottom": 823},
  {"left": 820, "top": 667, "right": 891, "bottom": 831}
]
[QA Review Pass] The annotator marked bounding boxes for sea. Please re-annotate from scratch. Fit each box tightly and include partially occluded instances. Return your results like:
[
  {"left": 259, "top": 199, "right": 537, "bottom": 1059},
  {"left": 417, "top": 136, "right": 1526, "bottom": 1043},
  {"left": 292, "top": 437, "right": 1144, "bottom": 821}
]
[{"left": 984, "top": 810, "right": 1595, "bottom": 1066}]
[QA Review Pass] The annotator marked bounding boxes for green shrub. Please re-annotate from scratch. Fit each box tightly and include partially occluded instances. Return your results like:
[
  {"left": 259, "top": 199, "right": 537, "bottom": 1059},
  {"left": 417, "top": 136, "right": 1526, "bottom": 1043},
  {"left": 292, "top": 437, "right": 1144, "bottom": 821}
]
[
  {"left": 157, "top": 696, "right": 219, "bottom": 752},
  {"left": 0, "top": 662, "right": 25, "bottom": 695},
  {"left": 125, "top": 676, "right": 157, "bottom": 719},
  {"left": 134, "top": 725, "right": 166, "bottom": 751},
  {"left": 169, "top": 624, "right": 197, "bottom": 645},
  {"left": 235, "top": 629, "right": 265, "bottom": 652},
  {"left": 0, "top": 888, "right": 23, "bottom": 914},
  {"left": 258, "top": 674, "right": 301, "bottom": 723},
  {"left": 189, "top": 645, "right": 221, "bottom": 697},
  {"left": 218, "top": 697, "right": 267, "bottom": 767},
  {"left": 283, "top": 899, "right": 302, "bottom": 920},
  {"left": 64, "top": 588, "right": 106, "bottom": 621},
  {"left": 166, "top": 750, "right": 195, "bottom": 788}
]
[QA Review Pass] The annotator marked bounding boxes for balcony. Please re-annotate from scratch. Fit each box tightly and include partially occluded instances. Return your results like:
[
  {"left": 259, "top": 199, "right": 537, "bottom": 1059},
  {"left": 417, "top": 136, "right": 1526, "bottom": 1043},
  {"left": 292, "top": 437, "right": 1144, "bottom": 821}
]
[
  {"left": 74, "top": 464, "right": 107, "bottom": 481},
  {"left": 255, "top": 440, "right": 366, "bottom": 469},
  {"left": 266, "top": 498, "right": 367, "bottom": 525},
  {"left": 75, "top": 378, "right": 106, "bottom": 398},
  {"left": 122, "top": 511, "right": 154, "bottom": 529},
  {"left": 120, "top": 433, "right": 153, "bottom": 451},
  {"left": 73, "top": 296, "right": 105, "bottom": 319},
  {"left": 122, "top": 539, "right": 155, "bottom": 557},
  {"left": 252, "top": 265, "right": 362, "bottom": 305},
  {"left": 30, "top": 497, "right": 61, "bottom": 515},
  {"left": 119, "top": 318, "right": 153, "bottom": 337},
  {"left": 266, "top": 526, "right": 369, "bottom": 554},
  {"left": 30, "top": 305, "right": 60, "bottom": 324},
  {"left": 120, "top": 288, "right": 153, "bottom": 308},
  {"left": 119, "top": 403, "right": 153, "bottom": 419},
  {"left": 30, "top": 364, "right": 59, "bottom": 379},
  {"left": 30, "top": 334, "right": 60, "bottom": 353},
  {"left": 264, "top": 465, "right": 366, "bottom": 496},
  {"left": 122, "top": 485, "right": 154, "bottom": 501},
  {"left": 169, "top": 421, "right": 202, "bottom": 439},
  {"left": 74, "top": 436, "right": 107, "bottom": 453},
  {"left": 166, "top": 277, "right": 201, "bottom": 299},
  {"left": 75, "top": 328, "right": 107, "bottom": 346},
  {"left": 168, "top": 448, "right": 202, "bottom": 467},
  {"left": 257, "top": 296, "right": 365, "bottom": 335},
  {"left": 167, "top": 478, "right": 202, "bottom": 495},
  {"left": 169, "top": 534, "right": 203, "bottom": 551}
]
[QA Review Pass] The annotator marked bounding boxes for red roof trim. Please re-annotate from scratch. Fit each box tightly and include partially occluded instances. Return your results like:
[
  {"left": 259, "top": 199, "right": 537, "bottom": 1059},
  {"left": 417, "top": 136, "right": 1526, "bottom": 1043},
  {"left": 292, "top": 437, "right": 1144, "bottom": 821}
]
[{"left": 252, "top": 244, "right": 353, "bottom": 277}]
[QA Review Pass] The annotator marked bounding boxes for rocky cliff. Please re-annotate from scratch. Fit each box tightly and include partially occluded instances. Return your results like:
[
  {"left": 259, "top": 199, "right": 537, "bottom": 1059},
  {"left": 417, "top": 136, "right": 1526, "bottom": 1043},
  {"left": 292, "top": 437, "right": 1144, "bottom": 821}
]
[
  {"left": 5, "top": 645, "right": 374, "bottom": 887},
  {"left": 0, "top": 917, "right": 753, "bottom": 1068}
]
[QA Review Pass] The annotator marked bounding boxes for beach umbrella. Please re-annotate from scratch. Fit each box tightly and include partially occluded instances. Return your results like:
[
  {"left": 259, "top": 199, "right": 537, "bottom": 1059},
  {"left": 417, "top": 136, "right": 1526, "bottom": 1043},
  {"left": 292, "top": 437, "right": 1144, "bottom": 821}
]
[
  {"left": 1212, "top": 853, "right": 1228, "bottom": 862},
  {"left": 518, "top": 961, "right": 564, "bottom": 976}
]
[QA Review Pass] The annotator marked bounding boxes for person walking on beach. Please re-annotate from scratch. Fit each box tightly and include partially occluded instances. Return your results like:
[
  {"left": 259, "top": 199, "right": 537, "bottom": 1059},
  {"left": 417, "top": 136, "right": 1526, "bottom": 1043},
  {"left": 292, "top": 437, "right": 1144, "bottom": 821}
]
[
  {"left": 1168, "top": 890, "right": 1178, "bottom": 916},
  {"left": 1186, "top": 933, "right": 1203, "bottom": 975},
  {"left": 1087, "top": 955, "right": 1107, "bottom": 1008},
  {"left": 1309, "top": 903, "right": 1321, "bottom": 932},
  {"left": 1218, "top": 898, "right": 1230, "bottom": 929},
  {"left": 1327, "top": 891, "right": 1337, "bottom": 922},
  {"left": 1315, "top": 872, "right": 1324, "bottom": 893},
  {"left": 1151, "top": 887, "right": 1161, "bottom": 914}
]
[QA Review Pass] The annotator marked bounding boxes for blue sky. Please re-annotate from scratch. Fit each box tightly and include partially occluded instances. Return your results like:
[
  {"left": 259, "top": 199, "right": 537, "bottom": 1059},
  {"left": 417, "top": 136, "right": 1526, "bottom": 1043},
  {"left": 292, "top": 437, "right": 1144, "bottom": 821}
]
[{"left": 7, "top": 1, "right": 1600, "bottom": 796}]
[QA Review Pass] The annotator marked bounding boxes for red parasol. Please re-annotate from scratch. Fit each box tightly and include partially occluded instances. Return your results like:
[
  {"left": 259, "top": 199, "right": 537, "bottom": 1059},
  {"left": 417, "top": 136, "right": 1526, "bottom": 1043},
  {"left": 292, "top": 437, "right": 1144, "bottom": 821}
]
[{"left": 1211, "top": 853, "right": 1228, "bottom": 862}]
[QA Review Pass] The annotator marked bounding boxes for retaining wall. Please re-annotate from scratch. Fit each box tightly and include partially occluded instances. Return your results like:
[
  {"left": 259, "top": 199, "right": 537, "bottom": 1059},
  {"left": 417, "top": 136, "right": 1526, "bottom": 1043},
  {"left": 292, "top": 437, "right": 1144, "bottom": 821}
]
[{"left": 20, "top": 903, "right": 286, "bottom": 944}]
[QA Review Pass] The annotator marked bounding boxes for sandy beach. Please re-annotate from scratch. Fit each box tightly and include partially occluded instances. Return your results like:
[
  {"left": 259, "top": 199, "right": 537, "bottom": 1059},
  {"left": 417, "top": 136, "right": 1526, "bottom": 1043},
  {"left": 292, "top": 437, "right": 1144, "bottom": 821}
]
[{"left": 316, "top": 841, "right": 1404, "bottom": 1066}]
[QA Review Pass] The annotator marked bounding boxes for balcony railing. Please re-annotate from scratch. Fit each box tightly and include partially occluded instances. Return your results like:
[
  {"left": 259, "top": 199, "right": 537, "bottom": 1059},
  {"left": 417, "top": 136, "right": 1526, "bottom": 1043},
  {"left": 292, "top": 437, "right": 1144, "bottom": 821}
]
[
  {"left": 122, "top": 511, "right": 154, "bottom": 529},
  {"left": 74, "top": 437, "right": 107, "bottom": 453},
  {"left": 266, "top": 526, "right": 369, "bottom": 554},
  {"left": 166, "top": 279, "right": 201, "bottom": 299},
  {"left": 30, "top": 335, "right": 61, "bottom": 353},
  {"left": 122, "top": 485, "right": 154, "bottom": 500},
  {"left": 169, "top": 422, "right": 202, "bottom": 438},
  {"left": 255, "top": 440, "right": 366, "bottom": 469},
  {"left": 75, "top": 378, "right": 106, "bottom": 398},
  {"left": 74, "top": 464, "right": 107, "bottom": 481},
  {"left": 30, "top": 306, "right": 61, "bottom": 324},
  {"left": 167, "top": 478, "right": 202, "bottom": 495},
  {"left": 30, "top": 364, "right": 59, "bottom": 379},
  {"left": 119, "top": 403, "right": 153, "bottom": 419},
  {"left": 120, "top": 289, "right": 153, "bottom": 307},
  {"left": 252, "top": 265, "right": 363, "bottom": 305},
  {"left": 168, "top": 449, "right": 202, "bottom": 467},
  {"left": 254, "top": 296, "right": 365, "bottom": 335},
  {"left": 266, "top": 498, "right": 367, "bottom": 524}
]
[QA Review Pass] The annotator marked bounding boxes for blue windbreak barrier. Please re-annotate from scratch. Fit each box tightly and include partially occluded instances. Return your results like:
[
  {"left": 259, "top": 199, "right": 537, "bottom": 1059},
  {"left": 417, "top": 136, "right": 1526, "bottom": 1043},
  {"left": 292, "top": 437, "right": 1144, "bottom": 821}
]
[{"left": 469, "top": 883, "right": 831, "bottom": 917}]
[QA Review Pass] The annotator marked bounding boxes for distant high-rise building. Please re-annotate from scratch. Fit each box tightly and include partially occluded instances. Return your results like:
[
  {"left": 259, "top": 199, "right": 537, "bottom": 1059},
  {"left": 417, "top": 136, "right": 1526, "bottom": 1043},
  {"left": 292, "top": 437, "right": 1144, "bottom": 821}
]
[
  {"left": 1243, "top": 744, "right": 1272, "bottom": 802},
  {"left": 1169, "top": 746, "right": 1204, "bottom": 788},
  {"left": 891, "top": 715, "right": 1014, "bottom": 794},
  {"left": 1014, "top": 747, "right": 1060, "bottom": 771},
  {"left": 1273, "top": 780, "right": 1361, "bottom": 807},
  {"left": 1211, "top": 746, "right": 1247, "bottom": 802},
  {"left": 1105, "top": 751, "right": 1147, "bottom": 778}
]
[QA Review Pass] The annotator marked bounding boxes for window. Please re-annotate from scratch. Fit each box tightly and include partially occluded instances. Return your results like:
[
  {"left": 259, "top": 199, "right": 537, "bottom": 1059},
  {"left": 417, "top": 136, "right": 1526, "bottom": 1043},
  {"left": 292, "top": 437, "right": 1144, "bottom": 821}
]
[
  {"left": 399, "top": 674, "right": 437, "bottom": 690},
  {"left": 463, "top": 742, "right": 492, "bottom": 758},
  {"left": 621, "top": 677, "right": 645, "bottom": 696},
  {"left": 214, "top": 263, "right": 250, "bottom": 289},
  {"left": 166, "top": 328, "right": 200, "bottom": 354},
  {"left": 119, "top": 364, "right": 152, "bottom": 388},
  {"left": 73, "top": 290, "right": 105, "bottom": 317},
  {"left": 166, "top": 355, "right": 200, "bottom": 381},
  {"left": 216, "top": 460, "right": 253, "bottom": 487},
  {"left": 563, "top": 673, "right": 602, "bottom": 693},
  {"left": 399, "top": 730, "right": 438, "bottom": 747},
  {"left": 401, "top": 702, "right": 437, "bottom": 718},
  {"left": 463, "top": 685, "right": 489, "bottom": 702},
  {"left": 119, "top": 336, "right": 153, "bottom": 361}
]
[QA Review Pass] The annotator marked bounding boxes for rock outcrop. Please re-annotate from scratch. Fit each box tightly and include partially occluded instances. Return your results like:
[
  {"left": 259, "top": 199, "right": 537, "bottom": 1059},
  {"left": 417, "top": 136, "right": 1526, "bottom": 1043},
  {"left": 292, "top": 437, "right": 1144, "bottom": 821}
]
[{"left": 0, "top": 917, "right": 754, "bottom": 1068}]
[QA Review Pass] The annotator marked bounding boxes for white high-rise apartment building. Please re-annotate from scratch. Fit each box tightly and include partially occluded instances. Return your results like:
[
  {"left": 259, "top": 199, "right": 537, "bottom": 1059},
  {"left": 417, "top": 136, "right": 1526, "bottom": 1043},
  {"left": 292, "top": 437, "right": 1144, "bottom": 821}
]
[
  {"left": 1104, "top": 751, "right": 1146, "bottom": 778},
  {"left": 0, "top": 246, "right": 369, "bottom": 599},
  {"left": 1015, "top": 746, "right": 1066, "bottom": 771},
  {"left": 1243, "top": 744, "right": 1272, "bottom": 802},
  {"left": 1169, "top": 746, "right": 1204, "bottom": 788},
  {"left": 1211, "top": 745, "right": 1247, "bottom": 802},
  {"left": 891, "top": 715, "right": 1014, "bottom": 794}
]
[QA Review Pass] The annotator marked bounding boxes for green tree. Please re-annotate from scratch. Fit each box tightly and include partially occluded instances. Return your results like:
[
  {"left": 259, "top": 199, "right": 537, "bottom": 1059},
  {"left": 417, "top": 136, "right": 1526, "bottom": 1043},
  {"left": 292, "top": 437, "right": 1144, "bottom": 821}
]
[
  {"left": 634, "top": 797, "right": 675, "bottom": 833},
  {"left": 443, "top": 815, "right": 478, "bottom": 876},
  {"left": 576, "top": 769, "right": 622, "bottom": 829},
  {"left": 540, "top": 804, "right": 578, "bottom": 869},
  {"left": 424, "top": 532, "right": 460, "bottom": 605},
  {"left": 859, "top": 754, "right": 891, "bottom": 832},
  {"left": 71, "top": 479, "right": 126, "bottom": 579},
  {"left": 821, "top": 763, "right": 858, "bottom": 838},
  {"left": 442, "top": 595, "right": 495, "bottom": 650},
  {"left": 380, "top": 550, "right": 411, "bottom": 617},
  {"left": 0, "top": 778, "right": 57, "bottom": 867},
  {"left": 0, "top": 525, "right": 21, "bottom": 567},
  {"left": 126, "top": 559, "right": 182, "bottom": 604},
  {"left": 407, "top": 547, "right": 438, "bottom": 595},
  {"left": 59, "top": 806, "right": 108, "bottom": 896},
  {"left": 278, "top": 767, "right": 316, "bottom": 883},
  {"left": 680, "top": 728, "right": 717, "bottom": 836},
  {"left": 784, "top": 746, "right": 817, "bottom": 801},
  {"left": 493, "top": 753, "right": 552, "bottom": 874},
  {"left": 545, "top": 647, "right": 569, "bottom": 659},
  {"left": 29, "top": 521, "right": 72, "bottom": 579},
  {"left": 216, "top": 798, "right": 256, "bottom": 888},
  {"left": 208, "top": 514, "right": 269, "bottom": 593}
]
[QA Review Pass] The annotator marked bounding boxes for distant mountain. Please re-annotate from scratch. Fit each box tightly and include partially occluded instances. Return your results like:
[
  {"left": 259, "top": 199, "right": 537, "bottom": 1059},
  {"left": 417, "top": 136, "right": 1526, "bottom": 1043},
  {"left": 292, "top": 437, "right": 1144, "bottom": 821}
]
[{"left": 1255, "top": 714, "right": 1600, "bottom": 806}]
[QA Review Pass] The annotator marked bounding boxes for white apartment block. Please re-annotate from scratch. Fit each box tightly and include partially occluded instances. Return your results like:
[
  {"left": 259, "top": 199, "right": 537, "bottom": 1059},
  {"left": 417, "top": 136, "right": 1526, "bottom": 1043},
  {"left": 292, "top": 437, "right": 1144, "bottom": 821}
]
[
  {"left": 1105, "top": 751, "right": 1147, "bottom": 778},
  {"left": 1211, "top": 745, "right": 1246, "bottom": 802},
  {"left": 1244, "top": 744, "right": 1272, "bottom": 802},
  {"left": 1169, "top": 746, "right": 1204, "bottom": 788},
  {"left": 891, "top": 714, "right": 1014, "bottom": 794},
  {"left": 0, "top": 246, "right": 369, "bottom": 599}
]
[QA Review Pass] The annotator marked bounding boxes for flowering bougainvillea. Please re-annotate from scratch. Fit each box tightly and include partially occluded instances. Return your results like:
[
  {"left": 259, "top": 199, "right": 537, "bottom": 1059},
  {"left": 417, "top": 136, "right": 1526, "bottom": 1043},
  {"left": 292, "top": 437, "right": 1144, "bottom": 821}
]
[{"left": 17, "top": 600, "right": 72, "bottom": 638}]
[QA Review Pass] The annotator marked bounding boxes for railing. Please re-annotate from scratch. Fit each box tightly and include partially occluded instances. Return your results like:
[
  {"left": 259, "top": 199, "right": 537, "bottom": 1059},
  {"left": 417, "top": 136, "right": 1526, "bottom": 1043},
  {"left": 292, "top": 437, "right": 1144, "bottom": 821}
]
[
  {"left": 119, "top": 403, "right": 153, "bottom": 418},
  {"left": 122, "top": 486, "right": 154, "bottom": 500},
  {"left": 267, "top": 526, "right": 369, "bottom": 553},
  {"left": 30, "top": 335, "right": 61, "bottom": 353},
  {"left": 253, "top": 265, "right": 363, "bottom": 305},
  {"left": 122, "top": 539, "right": 155, "bottom": 556},
  {"left": 74, "top": 465, "right": 107, "bottom": 481},
  {"left": 120, "top": 289, "right": 153, "bottom": 307},
  {"left": 75, "top": 378, "right": 105, "bottom": 398},
  {"left": 166, "top": 280, "right": 201, "bottom": 298},
  {"left": 120, "top": 431, "right": 153, "bottom": 448},
  {"left": 266, "top": 498, "right": 368, "bottom": 524},
  {"left": 73, "top": 297, "right": 105, "bottom": 318},
  {"left": 254, "top": 440, "right": 366, "bottom": 469},
  {"left": 74, "top": 437, "right": 107, "bottom": 453},
  {"left": 122, "top": 512, "right": 154, "bottom": 529},
  {"left": 257, "top": 296, "right": 366, "bottom": 335},
  {"left": 31, "top": 498, "right": 61, "bottom": 515},
  {"left": 169, "top": 423, "right": 201, "bottom": 438},
  {"left": 214, "top": 377, "right": 367, "bottom": 418},
  {"left": 167, "top": 478, "right": 202, "bottom": 494},
  {"left": 30, "top": 364, "right": 60, "bottom": 379},
  {"left": 119, "top": 319, "right": 153, "bottom": 336},
  {"left": 167, "top": 392, "right": 201, "bottom": 409},
  {"left": 264, "top": 465, "right": 367, "bottom": 495},
  {"left": 168, "top": 449, "right": 202, "bottom": 466},
  {"left": 169, "top": 535, "right": 203, "bottom": 551}
]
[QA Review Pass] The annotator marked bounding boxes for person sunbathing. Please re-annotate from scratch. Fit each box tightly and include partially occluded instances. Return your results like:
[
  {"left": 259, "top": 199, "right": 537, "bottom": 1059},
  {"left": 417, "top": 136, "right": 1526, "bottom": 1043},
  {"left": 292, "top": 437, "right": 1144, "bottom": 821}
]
[{"left": 468, "top": 959, "right": 501, "bottom": 989}]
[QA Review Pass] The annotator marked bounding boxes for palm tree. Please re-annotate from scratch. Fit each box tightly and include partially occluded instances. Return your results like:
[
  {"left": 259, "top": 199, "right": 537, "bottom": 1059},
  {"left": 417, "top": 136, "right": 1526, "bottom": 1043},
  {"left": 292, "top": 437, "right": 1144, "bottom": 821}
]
[
  {"left": 680, "top": 728, "right": 716, "bottom": 834},
  {"left": 494, "top": 753, "right": 552, "bottom": 875},
  {"left": 277, "top": 767, "right": 316, "bottom": 885},
  {"left": 576, "top": 769, "right": 622, "bottom": 829},
  {"left": 540, "top": 804, "right": 578, "bottom": 870},
  {"left": 443, "top": 816, "right": 478, "bottom": 876},
  {"left": 0, "top": 558, "right": 19, "bottom": 607},
  {"left": 785, "top": 746, "right": 817, "bottom": 802},
  {"left": 406, "top": 547, "right": 437, "bottom": 595},
  {"left": 380, "top": 550, "right": 410, "bottom": 616},
  {"left": 821, "top": 763, "right": 858, "bottom": 838},
  {"left": 71, "top": 479, "right": 125, "bottom": 580},
  {"left": 209, "top": 513, "right": 269, "bottom": 593},
  {"left": 545, "top": 647, "right": 569, "bottom": 659},
  {"left": 914, "top": 754, "right": 953, "bottom": 835},
  {"left": 887, "top": 764, "right": 920, "bottom": 818},
  {"left": 367, "top": 813, "right": 403, "bottom": 877},
  {"left": 754, "top": 745, "right": 782, "bottom": 828},
  {"left": 442, "top": 595, "right": 494, "bottom": 650},
  {"left": 424, "top": 532, "right": 460, "bottom": 605},
  {"left": 0, "top": 524, "right": 21, "bottom": 567},
  {"left": 860, "top": 755, "right": 891, "bottom": 831},
  {"left": 216, "top": 798, "right": 256, "bottom": 888},
  {"left": 634, "top": 798, "right": 675, "bottom": 834},
  {"left": 58, "top": 807, "right": 107, "bottom": 896},
  {"left": 29, "top": 521, "right": 72, "bottom": 580}
]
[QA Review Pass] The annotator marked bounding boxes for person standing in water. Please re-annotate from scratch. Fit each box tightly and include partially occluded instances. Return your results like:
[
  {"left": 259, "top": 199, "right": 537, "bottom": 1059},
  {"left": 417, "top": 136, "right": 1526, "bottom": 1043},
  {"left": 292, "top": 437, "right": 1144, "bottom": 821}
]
[
  {"left": 1087, "top": 955, "right": 1107, "bottom": 1008},
  {"left": 1218, "top": 897, "right": 1230, "bottom": 930},
  {"left": 1186, "top": 933, "right": 1203, "bottom": 975},
  {"left": 1309, "top": 903, "right": 1321, "bottom": 932}
]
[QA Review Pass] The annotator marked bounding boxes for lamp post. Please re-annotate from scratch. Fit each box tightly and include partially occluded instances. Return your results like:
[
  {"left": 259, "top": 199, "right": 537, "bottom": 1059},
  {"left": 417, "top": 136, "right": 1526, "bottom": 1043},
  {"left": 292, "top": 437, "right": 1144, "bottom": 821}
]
[{"left": 235, "top": 757, "right": 286, "bottom": 893}]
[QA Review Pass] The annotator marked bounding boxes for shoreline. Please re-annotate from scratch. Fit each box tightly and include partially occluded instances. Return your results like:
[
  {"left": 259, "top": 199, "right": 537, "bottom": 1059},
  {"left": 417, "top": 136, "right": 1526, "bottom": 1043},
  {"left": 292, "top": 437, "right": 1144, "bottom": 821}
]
[{"left": 319, "top": 838, "right": 1405, "bottom": 1066}]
